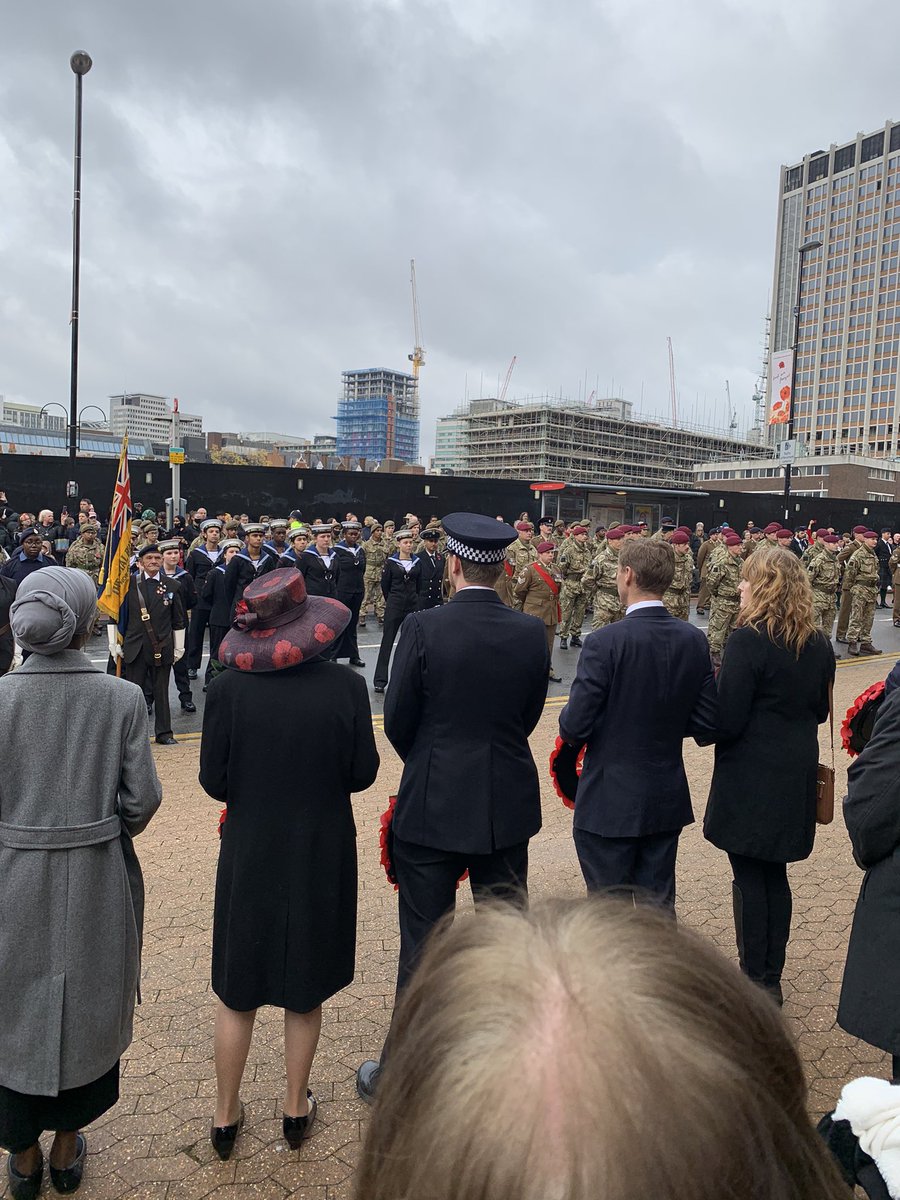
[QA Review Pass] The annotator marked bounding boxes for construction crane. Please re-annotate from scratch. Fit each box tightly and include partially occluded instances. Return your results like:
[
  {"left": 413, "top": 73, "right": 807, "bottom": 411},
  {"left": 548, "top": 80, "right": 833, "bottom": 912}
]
[
  {"left": 667, "top": 336, "right": 678, "bottom": 425},
  {"left": 408, "top": 259, "right": 425, "bottom": 379},
  {"left": 499, "top": 355, "right": 517, "bottom": 404},
  {"left": 725, "top": 379, "right": 738, "bottom": 433}
]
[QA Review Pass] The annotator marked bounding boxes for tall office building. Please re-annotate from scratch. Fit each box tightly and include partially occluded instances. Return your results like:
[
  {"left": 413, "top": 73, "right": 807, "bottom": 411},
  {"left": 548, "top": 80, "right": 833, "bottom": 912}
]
[
  {"left": 109, "top": 393, "right": 204, "bottom": 442},
  {"left": 770, "top": 120, "right": 900, "bottom": 457},
  {"left": 336, "top": 369, "right": 420, "bottom": 464}
]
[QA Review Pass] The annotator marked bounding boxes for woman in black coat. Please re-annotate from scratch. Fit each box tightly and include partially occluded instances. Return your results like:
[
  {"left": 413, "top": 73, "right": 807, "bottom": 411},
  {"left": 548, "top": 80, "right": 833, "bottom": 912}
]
[
  {"left": 704, "top": 546, "right": 834, "bottom": 1005},
  {"left": 199, "top": 569, "right": 379, "bottom": 1158},
  {"left": 373, "top": 530, "right": 421, "bottom": 693},
  {"left": 837, "top": 684, "right": 900, "bottom": 1080}
]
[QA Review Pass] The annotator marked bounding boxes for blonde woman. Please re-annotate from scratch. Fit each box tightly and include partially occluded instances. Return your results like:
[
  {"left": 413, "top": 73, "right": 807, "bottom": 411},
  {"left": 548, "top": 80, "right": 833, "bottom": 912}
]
[{"left": 704, "top": 546, "right": 834, "bottom": 1005}]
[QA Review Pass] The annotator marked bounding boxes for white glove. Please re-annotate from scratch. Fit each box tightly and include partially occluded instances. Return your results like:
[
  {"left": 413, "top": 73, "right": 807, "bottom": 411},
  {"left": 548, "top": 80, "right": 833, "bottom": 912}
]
[
  {"left": 107, "top": 625, "right": 123, "bottom": 660},
  {"left": 173, "top": 629, "right": 185, "bottom": 663}
]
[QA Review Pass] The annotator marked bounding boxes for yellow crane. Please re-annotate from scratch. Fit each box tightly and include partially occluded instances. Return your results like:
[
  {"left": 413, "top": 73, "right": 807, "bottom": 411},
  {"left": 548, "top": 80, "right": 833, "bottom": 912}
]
[{"left": 408, "top": 259, "right": 425, "bottom": 379}]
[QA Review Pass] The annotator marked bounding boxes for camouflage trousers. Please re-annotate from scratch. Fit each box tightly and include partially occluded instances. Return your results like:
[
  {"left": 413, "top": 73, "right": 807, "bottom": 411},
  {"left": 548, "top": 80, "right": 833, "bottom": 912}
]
[
  {"left": 591, "top": 590, "right": 623, "bottom": 631},
  {"left": 707, "top": 599, "right": 739, "bottom": 654},
  {"left": 663, "top": 590, "right": 690, "bottom": 621},
  {"left": 560, "top": 585, "right": 588, "bottom": 637},
  {"left": 812, "top": 596, "right": 837, "bottom": 638},
  {"left": 847, "top": 586, "right": 877, "bottom": 644},
  {"left": 359, "top": 577, "right": 385, "bottom": 623}
]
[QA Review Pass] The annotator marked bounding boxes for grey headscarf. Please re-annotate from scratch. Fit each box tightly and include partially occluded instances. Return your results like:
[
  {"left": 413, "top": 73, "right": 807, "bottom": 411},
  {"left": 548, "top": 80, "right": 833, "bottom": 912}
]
[{"left": 10, "top": 566, "right": 98, "bottom": 655}]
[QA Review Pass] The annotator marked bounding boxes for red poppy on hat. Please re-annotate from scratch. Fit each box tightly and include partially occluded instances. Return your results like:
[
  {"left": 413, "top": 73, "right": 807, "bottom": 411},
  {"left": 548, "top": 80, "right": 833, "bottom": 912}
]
[{"left": 219, "top": 568, "right": 351, "bottom": 672}]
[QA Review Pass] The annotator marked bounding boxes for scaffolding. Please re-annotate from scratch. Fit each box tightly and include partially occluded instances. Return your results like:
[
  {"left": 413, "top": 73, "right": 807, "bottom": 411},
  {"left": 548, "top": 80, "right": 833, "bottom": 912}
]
[
  {"left": 336, "top": 369, "right": 420, "bottom": 463},
  {"left": 445, "top": 398, "right": 772, "bottom": 488}
]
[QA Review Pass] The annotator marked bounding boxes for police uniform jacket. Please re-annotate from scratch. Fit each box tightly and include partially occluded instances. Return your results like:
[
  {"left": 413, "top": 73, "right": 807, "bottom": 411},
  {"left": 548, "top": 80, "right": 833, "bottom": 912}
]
[
  {"left": 202, "top": 562, "right": 232, "bottom": 628},
  {"left": 299, "top": 548, "right": 340, "bottom": 597},
  {"left": 334, "top": 541, "right": 367, "bottom": 600},
  {"left": 415, "top": 548, "right": 444, "bottom": 610},
  {"left": 224, "top": 550, "right": 276, "bottom": 617},
  {"left": 186, "top": 545, "right": 223, "bottom": 609},
  {"left": 384, "top": 589, "right": 549, "bottom": 855},
  {"left": 381, "top": 555, "right": 421, "bottom": 616},
  {"left": 123, "top": 572, "right": 187, "bottom": 667}
]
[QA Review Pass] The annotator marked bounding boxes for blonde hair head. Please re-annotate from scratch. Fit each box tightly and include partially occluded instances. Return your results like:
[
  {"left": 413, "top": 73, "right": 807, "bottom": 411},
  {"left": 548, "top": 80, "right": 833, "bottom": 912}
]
[
  {"left": 738, "top": 544, "right": 817, "bottom": 654},
  {"left": 357, "top": 899, "right": 846, "bottom": 1200}
]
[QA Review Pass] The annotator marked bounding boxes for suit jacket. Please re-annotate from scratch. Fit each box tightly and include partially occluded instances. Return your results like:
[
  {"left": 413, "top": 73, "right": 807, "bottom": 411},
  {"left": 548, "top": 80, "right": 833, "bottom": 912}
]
[
  {"left": 559, "top": 605, "right": 717, "bottom": 838},
  {"left": 385, "top": 589, "right": 549, "bottom": 855},
  {"left": 122, "top": 573, "right": 187, "bottom": 666},
  {"left": 415, "top": 549, "right": 444, "bottom": 609}
]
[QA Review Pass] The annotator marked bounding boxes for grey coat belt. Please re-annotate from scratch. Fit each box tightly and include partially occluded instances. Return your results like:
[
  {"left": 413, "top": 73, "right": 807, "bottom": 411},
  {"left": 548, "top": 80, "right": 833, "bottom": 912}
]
[{"left": 0, "top": 814, "right": 121, "bottom": 850}]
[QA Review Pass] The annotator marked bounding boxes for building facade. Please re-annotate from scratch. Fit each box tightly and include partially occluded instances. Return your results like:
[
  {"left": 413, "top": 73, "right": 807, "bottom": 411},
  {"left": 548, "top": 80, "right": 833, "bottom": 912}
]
[
  {"left": 109, "top": 393, "right": 204, "bottom": 442},
  {"left": 695, "top": 453, "right": 900, "bottom": 502},
  {"left": 770, "top": 120, "right": 900, "bottom": 458},
  {"left": 1, "top": 399, "right": 66, "bottom": 432},
  {"left": 336, "top": 369, "right": 420, "bottom": 464},
  {"left": 440, "top": 397, "right": 767, "bottom": 489}
]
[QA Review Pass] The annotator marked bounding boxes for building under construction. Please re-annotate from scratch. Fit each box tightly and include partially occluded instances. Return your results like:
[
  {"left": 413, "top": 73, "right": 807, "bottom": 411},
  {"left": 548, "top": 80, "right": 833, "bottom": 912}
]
[
  {"left": 336, "top": 368, "right": 420, "bottom": 464},
  {"left": 435, "top": 397, "right": 769, "bottom": 488}
]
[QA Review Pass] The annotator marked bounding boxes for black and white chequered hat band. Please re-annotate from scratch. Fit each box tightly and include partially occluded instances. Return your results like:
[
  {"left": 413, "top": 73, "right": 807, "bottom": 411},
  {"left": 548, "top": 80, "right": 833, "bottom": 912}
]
[{"left": 445, "top": 534, "right": 507, "bottom": 564}]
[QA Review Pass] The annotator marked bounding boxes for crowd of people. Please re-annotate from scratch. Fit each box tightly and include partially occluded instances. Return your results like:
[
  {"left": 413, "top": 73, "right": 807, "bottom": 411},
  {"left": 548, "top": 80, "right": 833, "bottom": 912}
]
[{"left": 1, "top": 504, "right": 900, "bottom": 1199}]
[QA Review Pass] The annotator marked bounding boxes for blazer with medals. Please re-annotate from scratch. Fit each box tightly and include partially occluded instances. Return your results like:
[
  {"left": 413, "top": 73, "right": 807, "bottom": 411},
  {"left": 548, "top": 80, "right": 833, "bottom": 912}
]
[
  {"left": 384, "top": 589, "right": 549, "bottom": 855},
  {"left": 415, "top": 548, "right": 445, "bottom": 610},
  {"left": 333, "top": 540, "right": 366, "bottom": 601},
  {"left": 123, "top": 572, "right": 187, "bottom": 667}
]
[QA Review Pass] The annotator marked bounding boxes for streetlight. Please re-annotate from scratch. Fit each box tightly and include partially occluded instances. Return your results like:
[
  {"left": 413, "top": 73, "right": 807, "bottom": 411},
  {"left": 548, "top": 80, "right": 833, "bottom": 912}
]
[
  {"left": 782, "top": 238, "right": 823, "bottom": 520},
  {"left": 77, "top": 404, "right": 107, "bottom": 450},
  {"left": 68, "top": 50, "right": 92, "bottom": 482}
]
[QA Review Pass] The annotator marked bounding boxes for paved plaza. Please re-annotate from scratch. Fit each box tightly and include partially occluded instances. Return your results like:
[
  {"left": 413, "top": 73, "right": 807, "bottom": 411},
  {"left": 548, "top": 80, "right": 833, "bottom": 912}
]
[{"left": 3, "top": 649, "right": 897, "bottom": 1198}]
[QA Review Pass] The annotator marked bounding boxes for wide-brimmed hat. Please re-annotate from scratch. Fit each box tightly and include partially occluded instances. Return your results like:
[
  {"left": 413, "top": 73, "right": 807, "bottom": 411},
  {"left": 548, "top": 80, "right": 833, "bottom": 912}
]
[{"left": 219, "top": 568, "right": 351, "bottom": 673}]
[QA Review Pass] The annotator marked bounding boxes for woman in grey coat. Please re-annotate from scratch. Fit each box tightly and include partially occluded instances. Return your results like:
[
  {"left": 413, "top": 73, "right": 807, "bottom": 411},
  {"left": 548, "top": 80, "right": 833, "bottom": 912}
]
[{"left": 0, "top": 569, "right": 161, "bottom": 1198}]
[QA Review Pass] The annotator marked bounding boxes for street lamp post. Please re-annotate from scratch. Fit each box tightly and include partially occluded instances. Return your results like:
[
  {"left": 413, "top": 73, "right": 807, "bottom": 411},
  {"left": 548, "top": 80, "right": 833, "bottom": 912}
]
[
  {"left": 68, "top": 51, "right": 92, "bottom": 483},
  {"left": 782, "top": 238, "right": 823, "bottom": 522}
]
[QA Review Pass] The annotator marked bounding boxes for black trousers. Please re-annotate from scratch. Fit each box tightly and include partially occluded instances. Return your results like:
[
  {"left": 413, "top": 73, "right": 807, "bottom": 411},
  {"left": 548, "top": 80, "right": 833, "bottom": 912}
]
[
  {"left": 172, "top": 652, "right": 192, "bottom": 703},
  {"left": 373, "top": 604, "right": 414, "bottom": 688},
  {"left": 187, "top": 606, "right": 211, "bottom": 671},
  {"left": 206, "top": 624, "right": 228, "bottom": 684},
  {"left": 392, "top": 834, "right": 529, "bottom": 993},
  {"left": 573, "top": 827, "right": 680, "bottom": 910},
  {"left": 124, "top": 658, "right": 173, "bottom": 738},
  {"left": 334, "top": 592, "right": 364, "bottom": 660},
  {"left": 728, "top": 852, "right": 792, "bottom": 986}
]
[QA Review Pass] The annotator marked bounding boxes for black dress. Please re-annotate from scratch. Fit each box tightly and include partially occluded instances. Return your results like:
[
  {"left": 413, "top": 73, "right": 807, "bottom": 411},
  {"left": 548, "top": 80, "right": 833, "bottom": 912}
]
[{"left": 199, "top": 661, "right": 379, "bottom": 1012}]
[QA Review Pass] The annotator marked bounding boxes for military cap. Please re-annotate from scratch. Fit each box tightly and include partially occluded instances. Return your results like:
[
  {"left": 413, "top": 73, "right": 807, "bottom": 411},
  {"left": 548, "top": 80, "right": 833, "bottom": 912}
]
[
  {"left": 269, "top": 518, "right": 288, "bottom": 530},
  {"left": 441, "top": 512, "right": 516, "bottom": 563},
  {"left": 17, "top": 527, "right": 40, "bottom": 542},
  {"left": 515, "top": 521, "right": 533, "bottom": 532},
  {"left": 724, "top": 533, "right": 743, "bottom": 546},
  {"left": 763, "top": 522, "right": 781, "bottom": 534},
  {"left": 79, "top": 521, "right": 100, "bottom": 533},
  {"left": 660, "top": 516, "right": 676, "bottom": 527},
  {"left": 852, "top": 525, "right": 868, "bottom": 535},
  {"left": 822, "top": 534, "right": 840, "bottom": 544},
  {"left": 748, "top": 527, "right": 763, "bottom": 535},
  {"left": 774, "top": 529, "right": 794, "bottom": 541},
  {"left": 136, "top": 542, "right": 163, "bottom": 558},
  {"left": 676, "top": 525, "right": 691, "bottom": 534},
  {"left": 536, "top": 540, "right": 555, "bottom": 554},
  {"left": 605, "top": 527, "right": 626, "bottom": 542},
  {"left": 863, "top": 530, "right": 879, "bottom": 539},
  {"left": 637, "top": 520, "right": 648, "bottom": 527},
  {"left": 341, "top": 520, "right": 361, "bottom": 530},
  {"left": 670, "top": 531, "right": 690, "bottom": 545},
  {"left": 538, "top": 516, "right": 553, "bottom": 525},
  {"left": 395, "top": 528, "right": 415, "bottom": 540},
  {"left": 421, "top": 528, "right": 440, "bottom": 541},
  {"left": 219, "top": 538, "right": 243, "bottom": 552},
  {"left": 310, "top": 522, "right": 333, "bottom": 535},
  {"left": 570, "top": 525, "right": 588, "bottom": 536},
  {"left": 158, "top": 539, "right": 182, "bottom": 553},
  {"left": 200, "top": 518, "right": 223, "bottom": 532},
  {"left": 244, "top": 523, "right": 266, "bottom": 534},
  {"left": 288, "top": 526, "right": 309, "bottom": 541}
]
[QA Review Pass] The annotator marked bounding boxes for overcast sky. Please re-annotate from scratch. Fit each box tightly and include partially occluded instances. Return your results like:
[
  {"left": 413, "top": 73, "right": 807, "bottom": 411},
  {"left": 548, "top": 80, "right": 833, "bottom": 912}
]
[{"left": 2, "top": 0, "right": 899, "bottom": 459}]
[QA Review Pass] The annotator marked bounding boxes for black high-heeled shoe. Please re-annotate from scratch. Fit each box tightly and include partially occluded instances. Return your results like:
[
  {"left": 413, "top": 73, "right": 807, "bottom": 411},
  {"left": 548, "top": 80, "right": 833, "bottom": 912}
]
[
  {"left": 283, "top": 1091, "right": 317, "bottom": 1149},
  {"left": 49, "top": 1133, "right": 86, "bottom": 1194},
  {"left": 7, "top": 1149, "right": 43, "bottom": 1200},
  {"left": 210, "top": 1101, "right": 245, "bottom": 1161}
]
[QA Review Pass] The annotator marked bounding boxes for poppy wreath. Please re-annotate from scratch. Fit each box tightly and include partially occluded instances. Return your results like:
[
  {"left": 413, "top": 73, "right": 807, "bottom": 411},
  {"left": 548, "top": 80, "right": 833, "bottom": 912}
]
[
  {"left": 842, "top": 680, "right": 886, "bottom": 757},
  {"left": 549, "top": 735, "right": 586, "bottom": 809},
  {"left": 379, "top": 796, "right": 468, "bottom": 890}
]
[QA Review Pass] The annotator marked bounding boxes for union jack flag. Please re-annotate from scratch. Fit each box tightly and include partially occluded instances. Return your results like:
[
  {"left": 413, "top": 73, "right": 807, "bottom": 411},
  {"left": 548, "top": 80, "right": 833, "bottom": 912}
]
[{"left": 97, "top": 436, "right": 133, "bottom": 669}]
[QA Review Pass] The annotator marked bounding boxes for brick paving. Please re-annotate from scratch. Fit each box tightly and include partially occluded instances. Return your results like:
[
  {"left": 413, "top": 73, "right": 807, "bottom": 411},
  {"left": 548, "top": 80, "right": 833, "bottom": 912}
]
[{"left": 3, "top": 652, "right": 897, "bottom": 1198}]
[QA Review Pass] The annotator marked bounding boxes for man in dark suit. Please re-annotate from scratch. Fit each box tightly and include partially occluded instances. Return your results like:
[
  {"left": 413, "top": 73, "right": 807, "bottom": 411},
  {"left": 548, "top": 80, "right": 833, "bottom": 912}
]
[
  {"left": 559, "top": 537, "right": 717, "bottom": 910},
  {"left": 415, "top": 527, "right": 444, "bottom": 609},
  {"left": 356, "top": 512, "right": 549, "bottom": 1102},
  {"left": 111, "top": 544, "right": 187, "bottom": 745}
]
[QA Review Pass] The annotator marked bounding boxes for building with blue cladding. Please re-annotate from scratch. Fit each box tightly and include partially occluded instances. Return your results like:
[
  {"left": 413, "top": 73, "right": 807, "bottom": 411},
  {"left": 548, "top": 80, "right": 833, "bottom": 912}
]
[{"left": 336, "top": 368, "right": 420, "bottom": 464}]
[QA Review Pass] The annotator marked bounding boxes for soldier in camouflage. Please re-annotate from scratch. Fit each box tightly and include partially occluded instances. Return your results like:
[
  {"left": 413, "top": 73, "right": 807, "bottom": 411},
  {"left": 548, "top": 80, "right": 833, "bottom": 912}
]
[
  {"left": 806, "top": 533, "right": 841, "bottom": 650},
  {"left": 845, "top": 530, "right": 882, "bottom": 656},
  {"left": 557, "top": 525, "right": 593, "bottom": 648},
  {"left": 507, "top": 521, "right": 538, "bottom": 611},
  {"left": 706, "top": 532, "right": 744, "bottom": 666},
  {"left": 359, "top": 525, "right": 387, "bottom": 626},
  {"left": 662, "top": 531, "right": 692, "bottom": 620},
  {"left": 585, "top": 526, "right": 625, "bottom": 630},
  {"left": 66, "top": 521, "right": 105, "bottom": 635},
  {"left": 835, "top": 526, "right": 869, "bottom": 642}
]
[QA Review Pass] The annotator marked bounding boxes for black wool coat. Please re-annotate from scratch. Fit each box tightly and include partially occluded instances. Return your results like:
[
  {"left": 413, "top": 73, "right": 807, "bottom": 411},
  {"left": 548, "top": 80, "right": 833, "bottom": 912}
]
[
  {"left": 200, "top": 661, "right": 379, "bottom": 1012},
  {"left": 838, "top": 685, "right": 900, "bottom": 1055},
  {"left": 703, "top": 626, "right": 834, "bottom": 862}
]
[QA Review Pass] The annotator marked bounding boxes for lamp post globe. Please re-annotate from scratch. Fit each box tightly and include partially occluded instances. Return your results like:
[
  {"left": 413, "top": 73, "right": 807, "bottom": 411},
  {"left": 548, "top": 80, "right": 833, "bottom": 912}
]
[{"left": 70, "top": 51, "right": 92, "bottom": 76}]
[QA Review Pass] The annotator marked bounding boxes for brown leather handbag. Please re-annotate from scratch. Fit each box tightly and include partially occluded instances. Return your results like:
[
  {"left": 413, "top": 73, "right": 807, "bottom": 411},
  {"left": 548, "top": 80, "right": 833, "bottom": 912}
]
[{"left": 816, "top": 682, "right": 835, "bottom": 825}]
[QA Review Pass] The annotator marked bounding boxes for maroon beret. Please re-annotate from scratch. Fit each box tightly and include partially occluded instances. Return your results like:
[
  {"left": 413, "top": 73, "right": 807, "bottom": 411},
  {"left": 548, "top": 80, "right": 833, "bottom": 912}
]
[
  {"left": 822, "top": 534, "right": 840, "bottom": 544},
  {"left": 852, "top": 525, "right": 868, "bottom": 534},
  {"left": 515, "top": 521, "right": 533, "bottom": 532},
  {"left": 864, "top": 530, "right": 879, "bottom": 539},
  {"left": 775, "top": 529, "right": 794, "bottom": 541},
  {"left": 670, "top": 531, "right": 690, "bottom": 545},
  {"left": 570, "top": 525, "right": 588, "bottom": 536},
  {"left": 606, "top": 528, "right": 626, "bottom": 541},
  {"left": 763, "top": 522, "right": 781, "bottom": 534},
  {"left": 724, "top": 533, "right": 743, "bottom": 546},
  {"left": 536, "top": 540, "right": 555, "bottom": 554}
]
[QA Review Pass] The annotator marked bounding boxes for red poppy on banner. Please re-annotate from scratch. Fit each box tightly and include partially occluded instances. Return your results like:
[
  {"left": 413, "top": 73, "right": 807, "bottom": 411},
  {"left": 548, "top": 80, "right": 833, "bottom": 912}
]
[{"left": 768, "top": 352, "right": 793, "bottom": 425}]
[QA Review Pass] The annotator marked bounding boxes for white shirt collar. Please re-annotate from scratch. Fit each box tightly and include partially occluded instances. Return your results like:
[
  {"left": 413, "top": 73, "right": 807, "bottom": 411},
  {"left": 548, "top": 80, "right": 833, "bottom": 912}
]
[{"left": 625, "top": 599, "right": 665, "bottom": 615}]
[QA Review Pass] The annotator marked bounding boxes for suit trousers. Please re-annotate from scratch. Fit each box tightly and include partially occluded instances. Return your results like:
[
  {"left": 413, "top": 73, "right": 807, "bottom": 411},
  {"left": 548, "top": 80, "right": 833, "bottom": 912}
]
[
  {"left": 373, "top": 606, "right": 412, "bottom": 688},
  {"left": 573, "top": 826, "right": 680, "bottom": 910},
  {"left": 334, "top": 592, "right": 363, "bottom": 661},
  {"left": 728, "top": 852, "right": 792, "bottom": 988},
  {"left": 187, "top": 607, "right": 210, "bottom": 671},
  {"left": 391, "top": 834, "right": 529, "bottom": 993},
  {"left": 124, "top": 658, "right": 173, "bottom": 738}
]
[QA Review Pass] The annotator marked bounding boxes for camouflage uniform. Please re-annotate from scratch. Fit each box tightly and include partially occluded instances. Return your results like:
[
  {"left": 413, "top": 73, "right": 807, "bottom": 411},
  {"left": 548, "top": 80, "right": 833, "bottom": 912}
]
[
  {"left": 663, "top": 550, "right": 692, "bottom": 620},
  {"left": 806, "top": 550, "right": 840, "bottom": 636},
  {"left": 360, "top": 539, "right": 387, "bottom": 624},
  {"left": 706, "top": 552, "right": 742, "bottom": 657},
  {"left": 845, "top": 543, "right": 880, "bottom": 649},
  {"left": 835, "top": 540, "right": 863, "bottom": 640},
  {"left": 65, "top": 535, "right": 104, "bottom": 586},
  {"left": 586, "top": 545, "right": 623, "bottom": 630},
  {"left": 507, "top": 537, "right": 538, "bottom": 611},
  {"left": 890, "top": 545, "right": 900, "bottom": 625},
  {"left": 558, "top": 538, "right": 593, "bottom": 641}
]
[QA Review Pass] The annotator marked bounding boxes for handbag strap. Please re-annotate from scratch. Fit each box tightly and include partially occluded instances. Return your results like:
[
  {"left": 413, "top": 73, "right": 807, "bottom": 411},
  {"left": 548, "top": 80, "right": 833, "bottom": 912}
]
[{"left": 828, "top": 680, "right": 835, "bottom": 770}]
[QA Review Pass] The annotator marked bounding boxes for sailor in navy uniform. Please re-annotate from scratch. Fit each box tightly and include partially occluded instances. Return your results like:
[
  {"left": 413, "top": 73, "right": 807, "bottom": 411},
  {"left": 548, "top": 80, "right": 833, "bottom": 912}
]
[
  {"left": 356, "top": 512, "right": 549, "bottom": 1102},
  {"left": 263, "top": 518, "right": 290, "bottom": 563},
  {"left": 185, "top": 517, "right": 223, "bottom": 677},
  {"left": 224, "top": 522, "right": 276, "bottom": 619},
  {"left": 416, "top": 527, "right": 444, "bottom": 610},
  {"left": 200, "top": 538, "right": 243, "bottom": 689},
  {"left": 372, "top": 528, "right": 422, "bottom": 693},
  {"left": 333, "top": 519, "right": 367, "bottom": 667},
  {"left": 160, "top": 539, "right": 198, "bottom": 713},
  {"left": 298, "top": 523, "right": 340, "bottom": 597}
]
